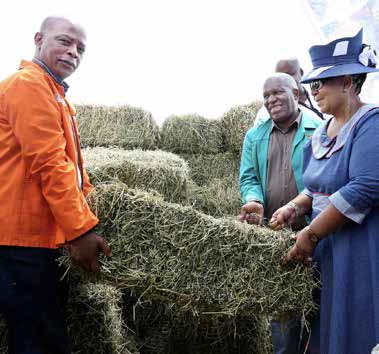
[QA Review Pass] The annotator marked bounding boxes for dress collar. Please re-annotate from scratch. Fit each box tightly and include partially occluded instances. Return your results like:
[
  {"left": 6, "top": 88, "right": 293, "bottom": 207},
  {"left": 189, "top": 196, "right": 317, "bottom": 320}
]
[{"left": 311, "top": 104, "right": 378, "bottom": 159}]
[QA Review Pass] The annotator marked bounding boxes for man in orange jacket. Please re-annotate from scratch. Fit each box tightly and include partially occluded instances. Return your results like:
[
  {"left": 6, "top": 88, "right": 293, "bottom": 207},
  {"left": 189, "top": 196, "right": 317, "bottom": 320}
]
[{"left": 0, "top": 16, "right": 110, "bottom": 353}]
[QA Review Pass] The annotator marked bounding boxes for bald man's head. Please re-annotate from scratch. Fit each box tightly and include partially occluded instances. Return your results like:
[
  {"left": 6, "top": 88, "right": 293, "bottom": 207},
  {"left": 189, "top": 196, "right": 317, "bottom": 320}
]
[
  {"left": 262, "top": 73, "right": 300, "bottom": 128},
  {"left": 275, "top": 58, "right": 304, "bottom": 85},
  {"left": 34, "top": 16, "right": 86, "bottom": 79},
  {"left": 39, "top": 17, "right": 86, "bottom": 37}
]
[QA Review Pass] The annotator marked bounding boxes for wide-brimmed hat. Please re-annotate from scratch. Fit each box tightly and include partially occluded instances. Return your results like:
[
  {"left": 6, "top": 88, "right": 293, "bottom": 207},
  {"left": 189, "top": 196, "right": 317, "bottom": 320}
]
[{"left": 301, "top": 29, "right": 379, "bottom": 83}]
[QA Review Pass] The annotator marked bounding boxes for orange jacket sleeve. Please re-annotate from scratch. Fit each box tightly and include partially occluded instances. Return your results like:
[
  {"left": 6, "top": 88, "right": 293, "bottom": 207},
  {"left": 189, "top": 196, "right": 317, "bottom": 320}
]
[{"left": 4, "top": 76, "right": 98, "bottom": 242}]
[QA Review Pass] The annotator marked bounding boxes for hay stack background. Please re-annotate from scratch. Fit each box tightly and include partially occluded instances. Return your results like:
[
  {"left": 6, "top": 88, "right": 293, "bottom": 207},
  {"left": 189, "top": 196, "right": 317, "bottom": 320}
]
[
  {"left": 221, "top": 102, "right": 262, "bottom": 154},
  {"left": 160, "top": 114, "right": 223, "bottom": 154},
  {"left": 83, "top": 147, "right": 189, "bottom": 203},
  {"left": 76, "top": 105, "right": 160, "bottom": 150}
]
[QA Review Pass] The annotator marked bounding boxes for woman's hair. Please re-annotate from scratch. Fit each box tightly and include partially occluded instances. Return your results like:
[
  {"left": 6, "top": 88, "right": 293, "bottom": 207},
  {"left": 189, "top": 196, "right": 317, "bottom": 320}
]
[{"left": 351, "top": 73, "right": 367, "bottom": 94}]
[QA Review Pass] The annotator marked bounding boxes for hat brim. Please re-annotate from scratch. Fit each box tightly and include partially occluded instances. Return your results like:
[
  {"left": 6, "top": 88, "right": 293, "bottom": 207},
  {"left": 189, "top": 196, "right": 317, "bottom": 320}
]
[{"left": 301, "top": 63, "right": 379, "bottom": 83}]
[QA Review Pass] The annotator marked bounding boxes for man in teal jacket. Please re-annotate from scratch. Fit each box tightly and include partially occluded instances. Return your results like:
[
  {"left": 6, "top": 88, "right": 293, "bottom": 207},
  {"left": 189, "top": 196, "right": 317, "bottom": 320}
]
[{"left": 239, "top": 73, "right": 321, "bottom": 354}]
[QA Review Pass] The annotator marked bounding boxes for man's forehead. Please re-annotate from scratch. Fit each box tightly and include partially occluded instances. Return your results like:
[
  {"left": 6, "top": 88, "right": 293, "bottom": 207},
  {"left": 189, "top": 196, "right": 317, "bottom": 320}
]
[
  {"left": 264, "top": 77, "right": 288, "bottom": 90},
  {"left": 47, "top": 19, "right": 86, "bottom": 41}
]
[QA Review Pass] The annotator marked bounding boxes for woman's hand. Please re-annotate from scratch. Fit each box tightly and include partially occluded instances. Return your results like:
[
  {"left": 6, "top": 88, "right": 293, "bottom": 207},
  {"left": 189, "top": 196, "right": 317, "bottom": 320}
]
[
  {"left": 268, "top": 204, "right": 296, "bottom": 230},
  {"left": 282, "top": 227, "right": 318, "bottom": 265}
]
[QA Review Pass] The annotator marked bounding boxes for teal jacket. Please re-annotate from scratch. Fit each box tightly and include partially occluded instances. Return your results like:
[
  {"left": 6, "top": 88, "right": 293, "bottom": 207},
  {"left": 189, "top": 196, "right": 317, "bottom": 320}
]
[{"left": 239, "top": 111, "right": 322, "bottom": 205}]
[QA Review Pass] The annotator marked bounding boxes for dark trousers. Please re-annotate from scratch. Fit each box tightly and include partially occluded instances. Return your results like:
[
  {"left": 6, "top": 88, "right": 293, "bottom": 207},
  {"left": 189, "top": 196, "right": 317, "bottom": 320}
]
[
  {"left": 0, "top": 246, "right": 70, "bottom": 354},
  {"left": 270, "top": 318, "right": 303, "bottom": 354}
]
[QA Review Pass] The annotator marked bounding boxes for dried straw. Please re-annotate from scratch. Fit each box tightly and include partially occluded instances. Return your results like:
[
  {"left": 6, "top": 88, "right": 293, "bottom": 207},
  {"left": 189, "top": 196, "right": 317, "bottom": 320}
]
[
  {"left": 76, "top": 105, "right": 160, "bottom": 150},
  {"left": 221, "top": 102, "right": 262, "bottom": 154},
  {"left": 187, "top": 178, "right": 241, "bottom": 217},
  {"left": 180, "top": 152, "right": 239, "bottom": 186},
  {"left": 82, "top": 147, "right": 189, "bottom": 203},
  {"left": 122, "top": 294, "right": 272, "bottom": 354},
  {"left": 160, "top": 115, "right": 223, "bottom": 154},
  {"left": 70, "top": 182, "right": 317, "bottom": 319},
  {"left": 67, "top": 278, "right": 139, "bottom": 354}
]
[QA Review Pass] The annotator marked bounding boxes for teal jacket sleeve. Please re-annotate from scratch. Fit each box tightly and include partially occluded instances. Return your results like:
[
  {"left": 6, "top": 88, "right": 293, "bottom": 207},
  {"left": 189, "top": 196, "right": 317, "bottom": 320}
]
[{"left": 239, "top": 129, "right": 264, "bottom": 205}]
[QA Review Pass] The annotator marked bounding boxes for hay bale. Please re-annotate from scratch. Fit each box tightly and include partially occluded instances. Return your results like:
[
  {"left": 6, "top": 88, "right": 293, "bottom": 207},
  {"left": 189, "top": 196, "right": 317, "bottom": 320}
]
[
  {"left": 123, "top": 295, "right": 272, "bottom": 354},
  {"left": 74, "top": 182, "right": 317, "bottom": 318},
  {"left": 67, "top": 279, "right": 139, "bottom": 354},
  {"left": 180, "top": 152, "right": 239, "bottom": 186},
  {"left": 83, "top": 147, "right": 189, "bottom": 203},
  {"left": 76, "top": 104, "right": 160, "bottom": 150},
  {"left": 187, "top": 178, "right": 241, "bottom": 217},
  {"left": 160, "top": 115, "right": 223, "bottom": 154},
  {"left": 221, "top": 101, "right": 262, "bottom": 154}
]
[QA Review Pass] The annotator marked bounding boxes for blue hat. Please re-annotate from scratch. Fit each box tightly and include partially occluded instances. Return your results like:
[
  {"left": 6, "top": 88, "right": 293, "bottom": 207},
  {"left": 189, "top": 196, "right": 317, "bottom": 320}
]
[{"left": 301, "top": 29, "right": 379, "bottom": 84}]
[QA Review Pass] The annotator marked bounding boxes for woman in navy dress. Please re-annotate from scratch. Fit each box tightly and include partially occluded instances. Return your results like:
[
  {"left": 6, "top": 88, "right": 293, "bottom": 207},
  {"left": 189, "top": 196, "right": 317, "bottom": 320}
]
[{"left": 269, "top": 29, "right": 379, "bottom": 354}]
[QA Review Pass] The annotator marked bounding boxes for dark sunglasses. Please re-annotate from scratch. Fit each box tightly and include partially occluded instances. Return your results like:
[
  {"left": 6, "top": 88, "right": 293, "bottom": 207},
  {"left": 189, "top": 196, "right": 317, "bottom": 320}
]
[{"left": 309, "top": 78, "right": 329, "bottom": 91}]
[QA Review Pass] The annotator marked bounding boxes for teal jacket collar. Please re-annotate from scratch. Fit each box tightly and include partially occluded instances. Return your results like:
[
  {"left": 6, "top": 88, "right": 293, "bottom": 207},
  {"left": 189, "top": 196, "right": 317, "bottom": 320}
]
[{"left": 239, "top": 111, "right": 321, "bottom": 205}]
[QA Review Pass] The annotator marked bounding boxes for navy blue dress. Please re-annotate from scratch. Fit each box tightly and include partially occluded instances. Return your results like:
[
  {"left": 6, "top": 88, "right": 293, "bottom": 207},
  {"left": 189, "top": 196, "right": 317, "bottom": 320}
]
[{"left": 302, "top": 105, "right": 379, "bottom": 354}]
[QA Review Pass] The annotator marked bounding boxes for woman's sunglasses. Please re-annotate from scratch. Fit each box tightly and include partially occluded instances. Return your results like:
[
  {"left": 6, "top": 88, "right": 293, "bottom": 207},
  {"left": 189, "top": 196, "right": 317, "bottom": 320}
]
[{"left": 309, "top": 78, "right": 328, "bottom": 91}]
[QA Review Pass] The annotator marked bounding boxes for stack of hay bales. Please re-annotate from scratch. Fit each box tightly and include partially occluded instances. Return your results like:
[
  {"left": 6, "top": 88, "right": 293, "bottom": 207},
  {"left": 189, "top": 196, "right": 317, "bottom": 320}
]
[
  {"left": 160, "top": 114, "right": 242, "bottom": 217},
  {"left": 65, "top": 182, "right": 316, "bottom": 353},
  {"left": 76, "top": 104, "right": 160, "bottom": 150},
  {"left": 1, "top": 103, "right": 284, "bottom": 353}
]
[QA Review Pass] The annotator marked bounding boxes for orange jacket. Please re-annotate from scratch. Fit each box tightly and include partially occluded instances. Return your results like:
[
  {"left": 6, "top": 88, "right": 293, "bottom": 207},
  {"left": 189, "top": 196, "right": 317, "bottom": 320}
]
[{"left": 0, "top": 60, "right": 98, "bottom": 248}]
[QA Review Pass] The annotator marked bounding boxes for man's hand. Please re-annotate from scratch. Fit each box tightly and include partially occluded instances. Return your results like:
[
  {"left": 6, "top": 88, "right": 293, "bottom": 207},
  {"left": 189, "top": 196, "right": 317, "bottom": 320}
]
[
  {"left": 239, "top": 201, "right": 264, "bottom": 225},
  {"left": 67, "top": 232, "right": 111, "bottom": 272},
  {"left": 268, "top": 204, "right": 296, "bottom": 230}
]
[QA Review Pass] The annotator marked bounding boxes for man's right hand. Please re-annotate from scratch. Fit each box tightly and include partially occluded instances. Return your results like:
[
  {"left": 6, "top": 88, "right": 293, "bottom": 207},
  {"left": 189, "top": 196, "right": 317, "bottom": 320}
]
[
  {"left": 268, "top": 204, "right": 296, "bottom": 230},
  {"left": 239, "top": 201, "right": 264, "bottom": 225},
  {"left": 67, "top": 232, "right": 111, "bottom": 272}
]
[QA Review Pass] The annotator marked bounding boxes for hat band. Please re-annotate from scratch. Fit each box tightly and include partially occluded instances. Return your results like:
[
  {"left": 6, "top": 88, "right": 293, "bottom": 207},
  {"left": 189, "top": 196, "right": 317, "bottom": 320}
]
[{"left": 312, "top": 55, "right": 358, "bottom": 68}]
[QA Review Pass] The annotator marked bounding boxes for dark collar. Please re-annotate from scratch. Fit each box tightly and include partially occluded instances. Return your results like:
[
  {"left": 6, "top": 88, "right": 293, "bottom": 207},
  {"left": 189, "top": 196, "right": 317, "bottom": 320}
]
[
  {"left": 271, "top": 110, "right": 301, "bottom": 134},
  {"left": 32, "top": 58, "right": 69, "bottom": 94}
]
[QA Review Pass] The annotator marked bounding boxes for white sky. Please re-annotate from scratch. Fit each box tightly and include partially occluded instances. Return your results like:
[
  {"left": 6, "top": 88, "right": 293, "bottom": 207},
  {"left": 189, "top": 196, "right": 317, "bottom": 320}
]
[{"left": 1, "top": 0, "right": 374, "bottom": 124}]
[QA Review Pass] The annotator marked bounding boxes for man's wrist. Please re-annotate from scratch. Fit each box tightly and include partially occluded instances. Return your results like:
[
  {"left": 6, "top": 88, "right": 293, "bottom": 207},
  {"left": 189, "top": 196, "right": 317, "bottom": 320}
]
[{"left": 247, "top": 198, "right": 262, "bottom": 205}]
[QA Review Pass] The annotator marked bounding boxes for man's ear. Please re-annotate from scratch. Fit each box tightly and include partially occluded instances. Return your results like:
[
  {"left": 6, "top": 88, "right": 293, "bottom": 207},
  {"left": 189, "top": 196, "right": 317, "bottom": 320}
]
[
  {"left": 293, "top": 87, "right": 299, "bottom": 101},
  {"left": 34, "top": 32, "right": 43, "bottom": 49}
]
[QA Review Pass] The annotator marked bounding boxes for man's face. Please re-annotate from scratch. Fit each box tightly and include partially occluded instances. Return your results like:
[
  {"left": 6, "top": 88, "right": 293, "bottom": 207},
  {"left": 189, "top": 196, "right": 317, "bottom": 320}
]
[
  {"left": 263, "top": 77, "right": 298, "bottom": 125},
  {"left": 34, "top": 20, "right": 86, "bottom": 79}
]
